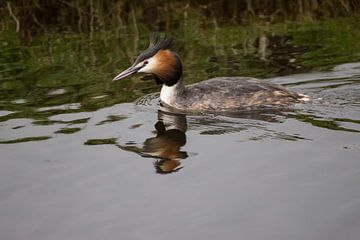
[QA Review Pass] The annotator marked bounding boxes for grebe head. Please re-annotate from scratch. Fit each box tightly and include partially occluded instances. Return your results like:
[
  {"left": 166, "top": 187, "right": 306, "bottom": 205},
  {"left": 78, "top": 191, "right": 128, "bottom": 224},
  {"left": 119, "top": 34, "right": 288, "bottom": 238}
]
[{"left": 113, "top": 33, "right": 182, "bottom": 86}]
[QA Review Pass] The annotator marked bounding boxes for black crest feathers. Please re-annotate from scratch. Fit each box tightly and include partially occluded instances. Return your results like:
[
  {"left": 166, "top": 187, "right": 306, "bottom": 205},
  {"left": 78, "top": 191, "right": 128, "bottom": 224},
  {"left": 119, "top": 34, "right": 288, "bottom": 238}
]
[
  {"left": 148, "top": 33, "right": 174, "bottom": 50},
  {"left": 134, "top": 33, "right": 174, "bottom": 65}
]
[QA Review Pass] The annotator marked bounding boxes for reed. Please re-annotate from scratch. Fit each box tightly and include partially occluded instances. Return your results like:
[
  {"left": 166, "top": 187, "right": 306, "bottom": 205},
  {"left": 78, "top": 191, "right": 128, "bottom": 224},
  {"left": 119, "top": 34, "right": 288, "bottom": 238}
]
[{"left": 1, "top": 0, "right": 360, "bottom": 37}]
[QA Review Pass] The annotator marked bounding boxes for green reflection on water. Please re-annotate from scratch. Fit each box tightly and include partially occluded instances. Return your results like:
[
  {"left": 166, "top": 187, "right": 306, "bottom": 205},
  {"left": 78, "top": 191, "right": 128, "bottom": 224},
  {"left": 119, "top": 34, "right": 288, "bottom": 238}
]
[
  {"left": 95, "top": 115, "right": 127, "bottom": 125},
  {"left": 84, "top": 138, "right": 118, "bottom": 145},
  {"left": 0, "top": 136, "right": 52, "bottom": 144},
  {"left": 292, "top": 114, "right": 360, "bottom": 133},
  {"left": 55, "top": 127, "right": 82, "bottom": 134},
  {"left": 1, "top": 13, "right": 360, "bottom": 124},
  {"left": 32, "top": 117, "right": 90, "bottom": 126}
]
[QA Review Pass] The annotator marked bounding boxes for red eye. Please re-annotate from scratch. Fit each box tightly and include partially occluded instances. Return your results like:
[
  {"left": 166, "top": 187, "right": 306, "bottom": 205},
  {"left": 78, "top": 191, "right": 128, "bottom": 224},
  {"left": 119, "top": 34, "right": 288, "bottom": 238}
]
[{"left": 144, "top": 60, "right": 148, "bottom": 65}]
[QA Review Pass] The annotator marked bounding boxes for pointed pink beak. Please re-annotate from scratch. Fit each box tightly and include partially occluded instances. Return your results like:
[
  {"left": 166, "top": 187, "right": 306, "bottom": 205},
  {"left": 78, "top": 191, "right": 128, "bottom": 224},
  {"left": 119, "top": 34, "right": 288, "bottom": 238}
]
[{"left": 112, "top": 66, "right": 141, "bottom": 81}]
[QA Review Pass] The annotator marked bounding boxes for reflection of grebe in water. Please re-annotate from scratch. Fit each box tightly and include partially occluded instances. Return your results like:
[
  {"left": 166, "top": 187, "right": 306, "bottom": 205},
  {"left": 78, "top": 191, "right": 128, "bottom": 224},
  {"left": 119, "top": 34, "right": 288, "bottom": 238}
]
[
  {"left": 116, "top": 105, "right": 296, "bottom": 174},
  {"left": 117, "top": 110, "right": 188, "bottom": 174}
]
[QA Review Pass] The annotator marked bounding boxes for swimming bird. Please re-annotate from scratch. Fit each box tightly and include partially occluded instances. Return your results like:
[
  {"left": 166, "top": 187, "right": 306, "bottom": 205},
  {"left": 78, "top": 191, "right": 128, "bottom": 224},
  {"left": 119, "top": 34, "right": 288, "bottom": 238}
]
[{"left": 113, "top": 33, "right": 305, "bottom": 112}]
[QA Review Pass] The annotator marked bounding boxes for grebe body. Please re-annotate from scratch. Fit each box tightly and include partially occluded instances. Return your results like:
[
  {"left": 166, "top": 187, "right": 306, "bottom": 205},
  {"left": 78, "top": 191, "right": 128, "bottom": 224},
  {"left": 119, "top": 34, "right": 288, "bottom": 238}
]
[{"left": 159, "top": 76, "right": 300, "bottom": 111}]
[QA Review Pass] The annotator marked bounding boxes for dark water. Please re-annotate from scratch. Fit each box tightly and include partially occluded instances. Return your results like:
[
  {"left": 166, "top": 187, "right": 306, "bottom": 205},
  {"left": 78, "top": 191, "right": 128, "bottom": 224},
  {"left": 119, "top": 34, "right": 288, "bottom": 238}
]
[{"left": 1, "top": 15, "right": 360, "bottom": 240}]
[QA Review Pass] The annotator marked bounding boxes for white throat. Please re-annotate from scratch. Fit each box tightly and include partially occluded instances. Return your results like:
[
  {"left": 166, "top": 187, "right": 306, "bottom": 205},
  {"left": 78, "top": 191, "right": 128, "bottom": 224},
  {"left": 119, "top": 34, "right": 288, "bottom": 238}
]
[
  {"left": 160, "top": 78, "right": 185, "bottom": 106},
  {"left": 160, "top": 84, "right": 178, "bottom": 106}
]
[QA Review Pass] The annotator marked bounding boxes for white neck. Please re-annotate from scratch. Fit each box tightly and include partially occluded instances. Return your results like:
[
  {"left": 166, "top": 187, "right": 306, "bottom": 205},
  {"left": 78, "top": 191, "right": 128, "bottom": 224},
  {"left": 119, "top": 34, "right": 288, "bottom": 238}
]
[
  {"left": 160, "top": 79, "right": 185, "bottom": 106},
  {"left": 160, "top": 84, "right": 177, "bottom": 106}
]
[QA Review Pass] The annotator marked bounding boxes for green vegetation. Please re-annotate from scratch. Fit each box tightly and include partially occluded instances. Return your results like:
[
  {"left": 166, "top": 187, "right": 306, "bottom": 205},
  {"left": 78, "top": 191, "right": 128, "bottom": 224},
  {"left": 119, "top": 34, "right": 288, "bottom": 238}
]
[{"left": 2, "top": 1, "right": 359, "bottom": 35}]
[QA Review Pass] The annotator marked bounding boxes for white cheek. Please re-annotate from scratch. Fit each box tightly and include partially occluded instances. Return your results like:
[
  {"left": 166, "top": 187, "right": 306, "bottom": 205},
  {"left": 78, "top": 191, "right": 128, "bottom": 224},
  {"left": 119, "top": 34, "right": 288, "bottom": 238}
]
[{"left": 138, "top": 57, "right": 157, "bottom": 73}]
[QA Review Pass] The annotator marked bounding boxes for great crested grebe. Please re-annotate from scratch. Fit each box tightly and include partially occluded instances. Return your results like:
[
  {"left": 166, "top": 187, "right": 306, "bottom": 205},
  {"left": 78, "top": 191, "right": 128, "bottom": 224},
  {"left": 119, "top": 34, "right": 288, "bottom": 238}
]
[{"left": 113, "top": 33, "right": 306, "bottom": 112}]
